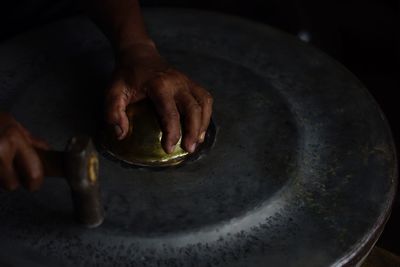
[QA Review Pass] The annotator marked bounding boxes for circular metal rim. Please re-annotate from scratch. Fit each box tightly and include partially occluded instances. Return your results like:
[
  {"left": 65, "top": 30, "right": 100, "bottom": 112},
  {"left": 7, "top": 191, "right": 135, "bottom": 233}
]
[{"left": 0, "top": 8, "right": 397, "bottom": 266}]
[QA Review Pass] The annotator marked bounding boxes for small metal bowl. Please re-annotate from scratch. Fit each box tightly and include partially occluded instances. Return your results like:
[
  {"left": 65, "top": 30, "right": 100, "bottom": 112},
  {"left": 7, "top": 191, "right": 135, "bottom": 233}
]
[{"left": 100, "top": 100, "right": 189, "bottom": 167}]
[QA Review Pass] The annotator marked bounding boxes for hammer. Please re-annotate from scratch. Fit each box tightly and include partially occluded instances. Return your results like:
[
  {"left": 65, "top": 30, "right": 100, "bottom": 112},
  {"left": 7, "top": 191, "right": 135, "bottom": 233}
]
[{"left": 36, "top": 136, "right": 104, "bottom": 228}]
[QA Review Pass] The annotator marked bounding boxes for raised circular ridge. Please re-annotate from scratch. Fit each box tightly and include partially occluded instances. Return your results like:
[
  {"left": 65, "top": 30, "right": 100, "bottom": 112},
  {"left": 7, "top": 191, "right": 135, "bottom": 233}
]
[{"left": 0, "top": 8, "right": 397, "bottom": 267}]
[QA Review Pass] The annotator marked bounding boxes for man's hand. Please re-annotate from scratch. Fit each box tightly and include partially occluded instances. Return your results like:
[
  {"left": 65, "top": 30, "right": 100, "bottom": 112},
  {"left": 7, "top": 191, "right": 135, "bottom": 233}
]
[
  {"left": 0, "top": 113, "right": 49, "bottom": 191},
  {"left": 85, "top": 0, "right": 214, "bottom": 153},
  {"left": 105, "top": 43, "right": 213, "bottom": 154}
]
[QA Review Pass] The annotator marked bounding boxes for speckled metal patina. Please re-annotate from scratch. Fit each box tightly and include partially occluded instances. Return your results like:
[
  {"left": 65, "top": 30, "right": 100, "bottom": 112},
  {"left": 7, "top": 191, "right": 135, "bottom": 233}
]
[{"left": 0, "top": 8, "right": 397, "bottom": 267}]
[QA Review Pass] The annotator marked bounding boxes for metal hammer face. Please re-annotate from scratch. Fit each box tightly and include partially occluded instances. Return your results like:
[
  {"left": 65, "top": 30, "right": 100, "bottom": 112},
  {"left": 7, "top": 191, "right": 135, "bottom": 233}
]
[
  {"left": 65, "top": 136, "right": 104, "bottom": 228},
  {"left": 38, "top": 136, "right": 104, "bottom": 228}
]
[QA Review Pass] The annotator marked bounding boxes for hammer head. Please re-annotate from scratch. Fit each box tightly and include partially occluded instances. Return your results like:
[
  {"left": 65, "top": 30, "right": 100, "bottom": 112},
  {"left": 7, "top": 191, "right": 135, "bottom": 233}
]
[{"left": 65, "top": 136, "right": 104, "bottom": 228}]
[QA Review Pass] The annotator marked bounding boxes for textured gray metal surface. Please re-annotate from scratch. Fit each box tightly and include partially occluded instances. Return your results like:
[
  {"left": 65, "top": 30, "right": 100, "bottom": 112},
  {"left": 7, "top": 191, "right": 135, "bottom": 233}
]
[{"left": 0, "top": 8, "right": 397, "bottom": 267}]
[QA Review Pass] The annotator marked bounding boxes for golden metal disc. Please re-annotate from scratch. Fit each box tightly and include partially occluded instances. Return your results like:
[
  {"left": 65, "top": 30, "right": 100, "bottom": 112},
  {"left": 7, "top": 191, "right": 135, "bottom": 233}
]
[{"left": 101, "top": 100, "right": 189, "bottom": 167}]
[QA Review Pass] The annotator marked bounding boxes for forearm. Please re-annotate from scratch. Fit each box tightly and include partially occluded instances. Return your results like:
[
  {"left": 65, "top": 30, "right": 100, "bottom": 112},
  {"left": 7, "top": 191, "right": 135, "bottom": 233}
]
[{"left": 84, "top": 0, "right": 156, "bottom": 53}]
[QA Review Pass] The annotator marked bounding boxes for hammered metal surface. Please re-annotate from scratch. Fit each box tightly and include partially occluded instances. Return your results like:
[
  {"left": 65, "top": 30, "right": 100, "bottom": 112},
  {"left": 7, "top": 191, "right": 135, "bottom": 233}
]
[{"left": 0, "top": 8, "right": 397, "bottom": 267}]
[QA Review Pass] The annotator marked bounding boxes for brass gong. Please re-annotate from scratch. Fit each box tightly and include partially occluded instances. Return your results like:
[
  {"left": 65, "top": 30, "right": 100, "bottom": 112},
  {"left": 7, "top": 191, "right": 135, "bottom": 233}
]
[{"left": 101, "top": 100, "right": 190, "bottom": 167}]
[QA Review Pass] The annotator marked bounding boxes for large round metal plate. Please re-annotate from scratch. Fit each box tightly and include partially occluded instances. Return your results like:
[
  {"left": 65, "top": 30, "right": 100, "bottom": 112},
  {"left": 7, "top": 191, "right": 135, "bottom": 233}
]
[{"left": 0, "top": 8, "right": 397, "bottom": 267}]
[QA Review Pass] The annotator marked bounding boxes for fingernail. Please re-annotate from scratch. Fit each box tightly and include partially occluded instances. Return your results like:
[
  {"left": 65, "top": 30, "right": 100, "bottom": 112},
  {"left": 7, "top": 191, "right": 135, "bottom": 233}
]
[
  {"left": 189, "top": 143, "right": 197, "bottom": 153},
  {"left": 114, "top": 125, "right": 123, "bottom": 139},
  {"left": 164, "top": 144, "right": 175, "bottom": 154},
  {"left": 199, "top": 131, "right": 206, "bottom": 143}
]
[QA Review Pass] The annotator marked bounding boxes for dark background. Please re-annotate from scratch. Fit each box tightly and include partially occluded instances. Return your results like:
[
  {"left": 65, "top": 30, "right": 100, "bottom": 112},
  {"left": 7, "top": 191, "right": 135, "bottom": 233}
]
[{"left": 1, "top": 0, "right": 399, "bottom": 255}]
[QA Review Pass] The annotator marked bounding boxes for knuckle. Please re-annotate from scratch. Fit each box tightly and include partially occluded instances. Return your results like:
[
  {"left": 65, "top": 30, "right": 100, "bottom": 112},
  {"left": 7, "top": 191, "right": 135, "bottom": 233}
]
[
  {"left": 1, "top": 126, "right": 22, "bottom": 146},
  {"left": 188, "top": 103, "right": 202, "bottom": 115},
  {"left": 204, "top": 93, "right": 214, "bottom": 105},
  {"left": 150, "top": 82, "right": 170, "bottom": 97},
  {"left": 196, "top": 91, "right": 213, "bottom": 107},
  {"left": 107, "top": 95, "right": 125, "bottom": 110},
  {"left": 165, "top": 110, "right": 180, "bottom": 122},
  {"left": 27, "top": 167, "right": 43, "bottom": 182},
  {"left": 159, "top": 76, "right": 173, "bottom": 89},
  {"left": 149, "top": 74, "right": 185, "bottom": 96}
]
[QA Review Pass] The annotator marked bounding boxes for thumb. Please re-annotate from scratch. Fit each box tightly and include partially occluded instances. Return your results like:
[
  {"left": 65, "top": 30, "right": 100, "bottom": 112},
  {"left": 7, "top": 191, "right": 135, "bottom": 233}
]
[{"left": 105, "top": 79, "right": 131, "bottom": 140}]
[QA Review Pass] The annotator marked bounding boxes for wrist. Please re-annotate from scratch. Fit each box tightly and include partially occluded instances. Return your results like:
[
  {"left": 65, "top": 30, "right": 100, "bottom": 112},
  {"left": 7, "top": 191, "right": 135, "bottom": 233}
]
[
  {"left": 117, "top": 39, "right": 158, "bottom": 59},
  {"left": 116, "top": 41, "right": 168, "bottom": 69}
]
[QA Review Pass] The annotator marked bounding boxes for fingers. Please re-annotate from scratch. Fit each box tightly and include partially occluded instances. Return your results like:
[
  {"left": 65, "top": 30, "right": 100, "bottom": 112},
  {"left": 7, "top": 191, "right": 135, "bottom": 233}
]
[
  {"left": 146, "top": 75, "right": 213, "bottom": 154},
  {"left": 0, "top": 167, "right": 20, "bottom": 191},
  {"left": 29, "top": 136, "right": 50, "bottom": 151},
  {"left": 15, "top": 141, "right": 44, "bottom": 192},
  {"left": 190, "top": 83, "right": 213, "bottom": 143},
  {"left": 175, "top": 91, "right": 202, "bottom": 153},
  {"left": 106, "top": 66, "right": 213, "bottom": 154},
  {"left": 149, "top": 83, "right": 212, "bottom": 154},
  {"left": 15, "top": 123, "right": 50, "bottom": 150},
  {"left": 148, "top": 87, "right": 181, "bottom": 154},
  {"left": 0, "top": 160, "right": 20, "bottom": 191},
  {"left": 0, "top": 127, "right": 44, "bottom": 192},
  {"left": 105, "top": 78, "right": 132, "bottom": 140},
  {"left": 0, "top": 128, "right": 21, "bottom": 191}
]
